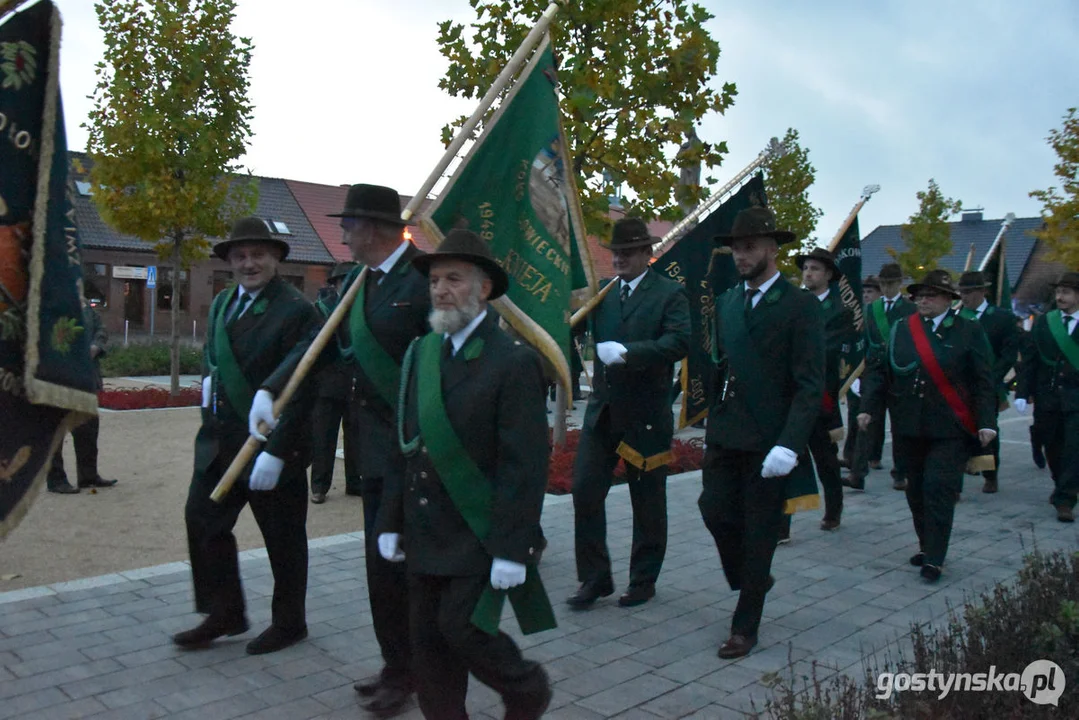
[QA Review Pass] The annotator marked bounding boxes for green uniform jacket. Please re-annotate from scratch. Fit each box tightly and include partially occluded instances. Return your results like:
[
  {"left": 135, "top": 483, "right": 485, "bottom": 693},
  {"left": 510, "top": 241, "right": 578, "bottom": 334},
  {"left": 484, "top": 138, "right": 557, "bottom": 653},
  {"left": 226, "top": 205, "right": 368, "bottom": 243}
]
[
  {"left": 819, "top": 287, "right": 855, "bottom": 425},
  {"left": 1016, "top": 313, "right": 1079, "bottom": 414},
  {"left": 584, "top": 269, "right": 691, "bottom": 468},
  {"left": 865, "top": 295, "right": 917, "bottom": 362},
  {"left": 861, "top": 310, "right": 996, "bottom": 439},
  {"left": 706, "top": 276, "right": 825, "bottom": 455},
  {"left": 196, "top": 276, "right": 320, "bottom": 476},
  {"left": 378, "top": 312, "right": 549, "bottom": 576},
  {"left": 971, "top": 304, "right": 1020, "bottom": 395},
  {"left": 313, "top": 287, "right": 354, "bottom": 400}
]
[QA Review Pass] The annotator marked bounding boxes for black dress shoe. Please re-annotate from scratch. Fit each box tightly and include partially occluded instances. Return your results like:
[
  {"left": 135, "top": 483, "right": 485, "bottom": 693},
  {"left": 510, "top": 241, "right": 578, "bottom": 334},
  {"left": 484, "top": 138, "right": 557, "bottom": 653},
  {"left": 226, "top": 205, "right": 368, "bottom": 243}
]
[
  {"left": 245, "top": 625, "right": 307, "bottom": 655},
  {"left": 566, "top": 577, "right": 614, "bottom": 609},
  {"left": 1057, "top": 505, "right": 1075, "bottom": 523},
  {"left": 920, "top": 564, "right": 942, "bottom": 582},
  {"left": 360, "top": 683, "right": 412, "bottom": 717},
  {"left": 820, "top": 517, "right": 841, "bottom": 531},
  {"left": 982, "top": 479, "right": 998, "bottom": 494},
  {"left": 842, "top": 474, "right": 865, "bottom": 491},
  {"left": 1031, "top": 429, "right": 1046, "bottom": 469},
  {"left": 893, "top": 478, "right": 907, "bottom": 491},
  {"left": 718, "top": 633, "right": 757, "bottom": 659},
  {"left": 78, "top": 477, "right": 117, "bottom": 488},
  {"left": 310, "top": 492, "right": 327, "bottom": 504},
  {"left": 173, "top": 615, "right": 248, "bottom": 648},
  {"left": 617, "top": 583, "right": 655, "bottom": 607},
  {"left": 47, "top": 480, "right": 80, "bottom": 494},
  {"left": 505, "top": 682, "right": 552, "bottom": 720},
  {"left": 909, "top": 552, "right": 925, "bottom": 567}
]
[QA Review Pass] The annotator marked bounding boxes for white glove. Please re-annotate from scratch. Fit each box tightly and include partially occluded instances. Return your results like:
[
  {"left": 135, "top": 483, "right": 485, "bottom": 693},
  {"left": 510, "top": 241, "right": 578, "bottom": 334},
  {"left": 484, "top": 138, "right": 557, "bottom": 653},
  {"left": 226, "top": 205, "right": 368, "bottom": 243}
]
[
  {"left": 761, "top": 446, "right": 799, "bottom": 478},
  {"left": 378, "top": 533, "right": 406, "bottom": 562},
  {"left": 249, "top": 389, "right": 277, "bottom": 441},
  {"left": 490, "top": 558, "right": 527, "bottom": 590},
  {"left": 248, "top": 452, "right": 284, "bottom": 491},
  {"left": 850, "top": 378, "right": 861, "bottom": 397},
  {"left": 201, "top": 376, "right": 212, "bottom": 408},
  {"left": 1013, "top": 398, "right": 1029, "bottom": 415},
  {"left": 596, "top": 341, "right": 628, "bottom": 366}
]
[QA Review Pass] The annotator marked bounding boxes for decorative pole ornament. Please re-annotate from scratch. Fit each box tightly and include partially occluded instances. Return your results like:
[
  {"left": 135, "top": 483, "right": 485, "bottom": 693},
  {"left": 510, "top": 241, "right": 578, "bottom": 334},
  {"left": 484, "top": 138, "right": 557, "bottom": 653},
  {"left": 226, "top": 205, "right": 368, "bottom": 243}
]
[
  {"left": 979, "top": 212, "right": 1015, "bottom": 306},
  {"left": 827, "top": 183, "right": 880, "bottom": 254}
]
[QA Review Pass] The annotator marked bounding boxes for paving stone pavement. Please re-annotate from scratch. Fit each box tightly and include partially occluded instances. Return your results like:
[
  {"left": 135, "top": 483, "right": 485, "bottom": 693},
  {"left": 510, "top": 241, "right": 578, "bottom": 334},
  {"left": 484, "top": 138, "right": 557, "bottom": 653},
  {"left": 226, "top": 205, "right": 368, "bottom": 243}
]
[{"left": 1, "top": 411, "right": 1076, "bottom": 718}]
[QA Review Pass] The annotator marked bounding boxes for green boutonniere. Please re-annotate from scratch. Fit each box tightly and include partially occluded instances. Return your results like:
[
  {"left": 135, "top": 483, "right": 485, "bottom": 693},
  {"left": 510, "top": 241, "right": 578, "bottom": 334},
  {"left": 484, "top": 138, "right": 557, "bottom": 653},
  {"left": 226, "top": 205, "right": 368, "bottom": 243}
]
[
  {"left": 462, "top": 337, "right": 484, "bottom": 361},
  {"left": 251, "top": 296, "right": 269, "bottom": 316},
  {"left": 943, "top": 317, "right": 954, "bottom": 329},
  {"left": 765, "top": 287, "right": 781, "bottom": 304},
  {"left": 822, "top": 298, "right": 833, "bottom": 311}
]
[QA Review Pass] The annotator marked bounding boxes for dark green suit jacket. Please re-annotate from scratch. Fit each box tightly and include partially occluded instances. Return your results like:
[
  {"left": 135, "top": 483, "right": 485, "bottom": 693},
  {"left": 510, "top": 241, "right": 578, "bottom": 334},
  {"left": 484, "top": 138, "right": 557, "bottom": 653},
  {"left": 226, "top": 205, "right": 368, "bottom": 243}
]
[
  {"left": 706, "top": 275, "right": 824, "bottom": 454},
  {"left": 379, "top": 311, "right": 549, "bottom": 576},
  {"left": 967, "top": 303, "right": 1020, "bottom": 396},
  {"left": 865, "top": 295, "right": 917, "bottom": 361},
  {"left": 583, "top": 269, "right": 691, "bottom": 467},
  {"left": 818, "top": 287, "right": 855, "bottom": 424},
  {"left": 196, "top": 276, "right": 320, "bottom": 479},
  {"left": 861, "top": 310, "right": 996, "bottom": 439},
  {"left": 1016, "top": 312, "right": 1079, "bottom": 415}
]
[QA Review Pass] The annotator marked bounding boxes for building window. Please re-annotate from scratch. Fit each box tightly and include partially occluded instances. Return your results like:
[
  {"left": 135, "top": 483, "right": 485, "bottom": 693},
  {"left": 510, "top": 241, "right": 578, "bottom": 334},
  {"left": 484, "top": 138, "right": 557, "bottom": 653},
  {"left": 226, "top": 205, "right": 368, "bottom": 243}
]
[
  {"left": 83, "top": 263, "right": 109, "bottom": 308},
  {"left": 157, "top": 268, "right": 190, "bottom": 311},
  {"left": 265, "top": 219, "right": 292, "bottom": 235},
  {"left": 75, "top": 181, "right": 93, "bottom": 196}
]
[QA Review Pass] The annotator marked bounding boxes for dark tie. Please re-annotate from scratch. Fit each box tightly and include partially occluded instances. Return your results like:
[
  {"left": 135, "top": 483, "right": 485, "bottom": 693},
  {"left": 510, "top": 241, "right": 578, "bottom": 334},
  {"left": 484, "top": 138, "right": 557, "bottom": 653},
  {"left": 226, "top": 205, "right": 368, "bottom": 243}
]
[
  {"left": 228, "top": 292, "right": 250, "bottom": 327},
  {"left": 744, "top": 288, "right": 758, "bottom": 313},
  {"left": 885, "top": 299, "right": 893, "bottom": 313},
  {"left": 367, "top": 269, "right": 385, "bottom": 299},
  {"left": 442, "top": 337, "right": 455, "bottom": 360},
  {"left": 620, "top": 283, "right": 630, "bottom": 304},
  {"left": 1066, "top": 316, "right": 1075, "bottom": 335}
]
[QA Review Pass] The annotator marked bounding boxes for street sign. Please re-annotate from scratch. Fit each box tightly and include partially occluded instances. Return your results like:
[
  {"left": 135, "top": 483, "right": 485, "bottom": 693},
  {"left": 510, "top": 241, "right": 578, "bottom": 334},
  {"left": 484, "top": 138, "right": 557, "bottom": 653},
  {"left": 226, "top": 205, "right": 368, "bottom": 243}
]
[{"left": 146, "top": 266, "right": 157, "bottom": 289}]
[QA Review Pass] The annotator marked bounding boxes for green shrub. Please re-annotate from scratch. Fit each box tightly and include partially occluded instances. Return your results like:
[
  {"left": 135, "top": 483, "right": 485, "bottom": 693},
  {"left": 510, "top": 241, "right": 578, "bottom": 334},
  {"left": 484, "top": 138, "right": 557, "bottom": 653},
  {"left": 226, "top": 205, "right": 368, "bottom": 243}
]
[
  {"left": 100, "top": 342, "right": 203, "bottom": 377},
  {"left": 755, "top": 549, "right": 1079, "bottom": 719}
]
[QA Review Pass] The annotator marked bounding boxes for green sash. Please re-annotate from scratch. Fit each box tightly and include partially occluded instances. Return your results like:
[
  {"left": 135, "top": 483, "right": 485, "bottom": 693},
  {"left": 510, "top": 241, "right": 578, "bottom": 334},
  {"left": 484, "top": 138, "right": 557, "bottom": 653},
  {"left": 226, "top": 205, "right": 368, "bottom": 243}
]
[
  {"left": 869, "top": 298, "right": 890, "bottom": 346},
  {"left": 1047, "top": 310, "right": 1079, "bottom": 372},
  {"left": 208, "top": 287, "right": 255, "bottom": 418},
  {"left": 343, "top": 271, "right": 402, "bottom": 407},
  {"left": 413, "top": 333, "right": 556, "bottom": 636}
]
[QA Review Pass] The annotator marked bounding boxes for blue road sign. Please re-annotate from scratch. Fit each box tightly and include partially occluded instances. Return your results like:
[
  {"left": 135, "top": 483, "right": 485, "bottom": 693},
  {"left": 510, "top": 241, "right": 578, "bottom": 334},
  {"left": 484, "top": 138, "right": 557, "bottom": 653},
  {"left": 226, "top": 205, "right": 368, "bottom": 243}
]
[{"left": 146, "top": 266, "right": 157, "bottom": 289}]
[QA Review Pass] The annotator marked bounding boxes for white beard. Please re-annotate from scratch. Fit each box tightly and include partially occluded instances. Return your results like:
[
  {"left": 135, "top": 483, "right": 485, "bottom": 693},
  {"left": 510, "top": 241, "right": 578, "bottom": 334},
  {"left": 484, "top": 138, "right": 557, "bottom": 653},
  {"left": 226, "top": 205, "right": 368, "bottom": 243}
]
[{"left": 428, "top": 294, "right": 481, "bottom": 335}]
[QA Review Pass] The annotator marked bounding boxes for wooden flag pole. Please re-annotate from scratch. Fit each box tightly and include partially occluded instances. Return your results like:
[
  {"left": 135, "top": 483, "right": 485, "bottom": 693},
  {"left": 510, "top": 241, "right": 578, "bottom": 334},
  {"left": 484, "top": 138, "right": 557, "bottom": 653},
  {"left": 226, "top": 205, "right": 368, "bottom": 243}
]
[
  {"left": 977, "top": 213, "right": 1015, "bottom": 273},
  {"left": 210, "top": 268, "right": 369, "bottom": 503},
  {"left": 400, "top": 2, "right": 561, "bottom": 223},
  {"left": 826, "top": 184, "right": 880, "bottom": 254},
  {"left": 962, "top": 243, "right": 977, "bottom": 272}
]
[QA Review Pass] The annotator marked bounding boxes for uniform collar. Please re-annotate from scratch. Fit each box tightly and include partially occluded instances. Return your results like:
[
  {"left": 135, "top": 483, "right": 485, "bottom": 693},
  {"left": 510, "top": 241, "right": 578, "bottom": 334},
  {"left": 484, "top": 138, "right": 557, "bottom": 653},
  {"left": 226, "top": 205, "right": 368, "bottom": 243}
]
[{"left": 445, "top": 309, "right": 488, "bottom": 355}]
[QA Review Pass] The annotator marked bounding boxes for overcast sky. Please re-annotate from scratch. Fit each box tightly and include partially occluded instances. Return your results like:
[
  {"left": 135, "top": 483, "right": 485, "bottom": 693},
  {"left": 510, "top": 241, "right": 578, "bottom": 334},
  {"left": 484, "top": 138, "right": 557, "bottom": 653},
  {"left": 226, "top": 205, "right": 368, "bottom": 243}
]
[{"left": 51, "top": 0, "right": 1079, "bottom": 243}]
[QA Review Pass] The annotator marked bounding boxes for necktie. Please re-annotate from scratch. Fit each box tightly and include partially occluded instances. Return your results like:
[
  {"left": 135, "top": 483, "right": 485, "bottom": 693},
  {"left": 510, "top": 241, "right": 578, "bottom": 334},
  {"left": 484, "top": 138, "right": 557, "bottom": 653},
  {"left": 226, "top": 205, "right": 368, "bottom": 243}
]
[
  {"left": 228, "top": 293, "right": 250, "bottom": 327},
  {"left": 367, "top": 269, "right": 385, "bottom": 299},
  {"left": 885, "top": 299, "right": 893, "bottom": 313},
  {"left": 1066, "top": 316, "right": 1075, "bottom": 335},
  {"left": 620, "top": 283, "right": 630, "bottom": 304},
  {"left": 744, "top": 288, "right": 759, "bottom": 313},
  {"left": 442, "top": 337, "right": 455, "bottom": 360}
]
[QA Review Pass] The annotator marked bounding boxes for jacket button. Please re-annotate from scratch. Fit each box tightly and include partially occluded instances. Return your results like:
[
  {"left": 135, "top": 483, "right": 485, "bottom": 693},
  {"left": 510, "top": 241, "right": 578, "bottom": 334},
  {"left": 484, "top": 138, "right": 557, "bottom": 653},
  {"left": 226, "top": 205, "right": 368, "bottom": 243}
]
[
  {"left": 421, "top": 447, "right": 428, "bottom": 455},
  {"left": 420, "top": 471, "right": 428, "bottom": 479},
  {"left": 360, "top": 399, "right": 367, "bottom": 407},
  {"left": 645, "top": 424, "right": 652, "bottom": 430},
  {"left": 419, "top": 497, "right": 428, "bottom": 506},
  {"left": 528, "top": 547, "right": 535, "bottom": 555}
]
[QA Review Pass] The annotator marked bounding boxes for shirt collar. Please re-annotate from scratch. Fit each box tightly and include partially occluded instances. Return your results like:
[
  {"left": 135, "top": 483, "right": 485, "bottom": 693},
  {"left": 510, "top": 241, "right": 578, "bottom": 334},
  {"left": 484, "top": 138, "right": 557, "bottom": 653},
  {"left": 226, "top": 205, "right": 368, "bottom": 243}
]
[
  {"left": 885, "top": 293, "right": 902, "bottom": 304},
  {"left": 376, "top": 240, "right": 411, "bottom": 276},
  {"left": 745, "top": 270, "right": 781, "bottom": 298},
  {"left": 816, "top": 289, "right": 830, "bottom": 302},
  {"left": 621, "top": 269, "right": 648, "bottom": 295},
  {"left": 930, "top": 309, "right": 950, "bottom": 330},
  {"left": 445, "top": 309, "right": 488, "bottom": 355},
  {"left": 976, "top": 299, "right": 989, "bottom": 314},
  {"left": 236, "top": 285, "right": 264, "bottom": 302}
]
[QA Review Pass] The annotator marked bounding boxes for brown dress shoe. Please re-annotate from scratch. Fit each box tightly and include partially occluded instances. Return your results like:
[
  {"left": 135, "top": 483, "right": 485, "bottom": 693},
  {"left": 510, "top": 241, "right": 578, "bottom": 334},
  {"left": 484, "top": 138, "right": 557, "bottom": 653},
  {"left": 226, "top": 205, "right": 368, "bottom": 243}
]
[
  {"left": 311, "top": 492, "right": 327, "bottom": 504},
  {"left": 820, "top": 517, "right": 841, "bottom": 531},
  {"left": 617, "top": 583, "right": 655, "bottom": 607},
  {"left": 246, "top": 625, "right": 307, "bottom": 655},
  {"left": 47, "top": 480, "right": 80, "bottom": 494},
  {"left": 893, "top": 479, "right": 907, "bottom": 491},
  {"left": 920, "top": 564, "right": 942, "bottom": 582},
  {"left": 842, "top": 474, "right": 865, "bottom": 491},
  {"left": 982, "top": 479, "right": 998, "bottom": 494},
  {"left": 718, "top": 634, "right": 757, "bottom": 659},
  {"left": 1056, "top": 506, "right": 1075, "bottom": 523},
  {"left": 566, "top": 577, "right": 614, "bottom": 609},
  {"left": 173, "top": 615, "right": 248, "bottom": 649}
]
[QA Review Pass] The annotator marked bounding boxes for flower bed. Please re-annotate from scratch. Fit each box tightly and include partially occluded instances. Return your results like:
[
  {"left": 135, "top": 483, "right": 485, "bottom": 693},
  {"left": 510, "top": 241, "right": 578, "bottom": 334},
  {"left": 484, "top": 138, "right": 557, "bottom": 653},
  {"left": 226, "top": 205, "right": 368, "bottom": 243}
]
[
  {"left": 547, "top": 430, "right": 705, "bottom": 494},
  {"left": 98, "top": 386, "right": 201, "bottom": 410}
]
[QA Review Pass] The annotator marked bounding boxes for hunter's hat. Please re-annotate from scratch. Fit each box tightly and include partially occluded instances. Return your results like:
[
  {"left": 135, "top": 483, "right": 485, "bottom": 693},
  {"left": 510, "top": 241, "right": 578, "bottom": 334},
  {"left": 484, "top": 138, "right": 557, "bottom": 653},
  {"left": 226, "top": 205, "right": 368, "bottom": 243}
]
[
  {"left": 212, "top": 217, "right": 290, "bottom": 261},
  {"left": 957, "top": 271, "right": 992, "bottom": 291},
  {"left": 795, "top": 247, "right": 842, "bottom": 278},
  {"left": 328, "top": 184, "right": 406, "bottom": 225},
  {"left": 1050, "top": 271, "right": 1079, "bottom": 291},
  {"left": 411, "top": 229, "right": 509, "bottom": 300},
  {"left": 600, "top": 217, "right": 656, "bottom": 251},
  {"left": 878, "top": 263, "right": 905, "bottom": 282},
  {"left": 908, "top": 269, "right": 960, "bottom": 300},
  {"left": 863, "top": 275, "right": 881, "bottom": 290},
  {"left": 714, "top": 206, "right": 796, "bottom": 246}
]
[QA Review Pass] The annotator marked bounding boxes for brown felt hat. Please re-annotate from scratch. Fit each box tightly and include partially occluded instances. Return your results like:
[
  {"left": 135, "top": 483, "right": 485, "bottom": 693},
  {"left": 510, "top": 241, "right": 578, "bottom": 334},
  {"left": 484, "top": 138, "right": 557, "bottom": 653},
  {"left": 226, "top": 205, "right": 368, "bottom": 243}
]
[
  {"left": 600, "top": 217, "right": 656, "bottom": 251},
  {"left": 908, "top": 269, "right": 960, "bottom": 300},
  {"left": 328, "top": 184, "right": 406, "bottom": 225},
  {"left": 212, "top": 217, "right": 290, "bottom": 261},
  {"left": 714, "top": 206, "right": 796, "bottom": 246},
  {"left": 957, "top": 271, "right": 991, "bottom": 291},
  {"left": 411, "top": 229, "right": 509, "bottom": 300},
  {"left": 795, "top": 247, "right": 842, "bottom": 278}
]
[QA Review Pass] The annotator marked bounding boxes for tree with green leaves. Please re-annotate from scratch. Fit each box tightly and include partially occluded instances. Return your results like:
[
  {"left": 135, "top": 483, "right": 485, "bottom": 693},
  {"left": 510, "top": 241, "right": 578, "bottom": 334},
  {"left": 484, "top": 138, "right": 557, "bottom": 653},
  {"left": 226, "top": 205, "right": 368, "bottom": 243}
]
[
  {"left": 1030, "top": 107, "right": 1079, "bottom": 268},
  {"left": 762, "top": 129, "right": 823, "bottom": 275},
  {"left": 890, "top": 178, "right": 962, "bottom": 275},
  {"left": 436, "top": 0, "right": 736, "bottom": 237},
  {"left": 85, "top": 0, "right": 255, "bottom": 394}
]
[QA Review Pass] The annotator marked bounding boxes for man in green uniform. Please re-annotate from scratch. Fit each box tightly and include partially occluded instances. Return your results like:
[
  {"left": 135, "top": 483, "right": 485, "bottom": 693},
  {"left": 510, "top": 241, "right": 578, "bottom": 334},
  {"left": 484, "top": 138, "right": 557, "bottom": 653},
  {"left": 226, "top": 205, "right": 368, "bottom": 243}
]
[
  {"left": 174, "top": 217, "right": 319, "bottom": 655},
  {"left": 309, "top": 262, "right": 359, "bottom": 503},
  {"left": 251, "top": 185, "right": 430, "bottom": 716},
  {"left": 865, "top": 262, "right": 917, "bottom": 490},
  {"left": 377, "top": 229, "right": 553, "bottom": 720},
  {"left": 859, "top": 270, "right": 997, "bottom": 581},
  {"left": 567, "top": 218, "right": 691, "bottom": 610},
  {"left": 47, "top": 298, "right": 118, "bottom": 493},
  {"left": 842, "top": 275, "right": 883, "bottom": 489},
  {"left": 700, "top": 206, "right": 824, "bottom": 659},
  {"left": 1015, "top": 271, "right": 1079, "bottom": 523},
  {"left": 957, "top": 270, "right": 1020, "bottom": 494}
]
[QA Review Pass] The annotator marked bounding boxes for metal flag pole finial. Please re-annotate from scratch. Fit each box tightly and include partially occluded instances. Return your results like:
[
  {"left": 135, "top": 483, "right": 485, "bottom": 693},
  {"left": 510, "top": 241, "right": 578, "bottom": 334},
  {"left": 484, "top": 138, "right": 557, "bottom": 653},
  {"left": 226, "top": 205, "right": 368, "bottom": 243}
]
[{"left": 826, "top": 184, "right": 881, "bottom": 253}]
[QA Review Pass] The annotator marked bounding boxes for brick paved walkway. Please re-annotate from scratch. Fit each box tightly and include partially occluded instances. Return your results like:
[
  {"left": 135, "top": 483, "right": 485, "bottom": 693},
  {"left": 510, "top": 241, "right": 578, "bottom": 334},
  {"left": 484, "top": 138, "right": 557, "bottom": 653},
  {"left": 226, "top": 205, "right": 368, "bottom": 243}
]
[{"left": 1, "top": 412, "right": 1075, "bottom": 718}]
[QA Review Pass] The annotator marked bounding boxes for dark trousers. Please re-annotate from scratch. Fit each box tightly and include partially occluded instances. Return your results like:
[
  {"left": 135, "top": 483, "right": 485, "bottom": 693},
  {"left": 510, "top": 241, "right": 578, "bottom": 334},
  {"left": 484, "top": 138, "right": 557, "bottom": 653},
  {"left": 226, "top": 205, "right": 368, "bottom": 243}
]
[
  {"left": 362, "top": 475, "right": 412, "bottom": 683},
  {"left": 184, "top": 457, "right": 308, "bottom": 630},
  {"left": 808, "top": 419, "right": 843, "bottom": 520},
  {"left": 698, "top": 446, "right": 785, "bottom": 638},
  {"left": 47, "top": 416, "right": 101, "bottom": 486},
  {"left": 1041, "top": 409, "right": 1079, "bottom": 509},
  {"left": 309, "top": 394, "right": 360, "bottom": 495},
  {"left": 893, "top": 435, "right": 968, "bottom": 567},
  {"left": 981, "top": 424, "right": 1002, "bottom": 485},
  {"left": 572, "top": 411, "right": 668, "bottom": 588},
  {"left": 842, "top": 392, "right": 860, "bottom": 464},
  {"left": 888, "top": 407, "right": 907, "bottom": 481},
  {"left": 408, "top": 572, "right": 549, "bottom": 720}
]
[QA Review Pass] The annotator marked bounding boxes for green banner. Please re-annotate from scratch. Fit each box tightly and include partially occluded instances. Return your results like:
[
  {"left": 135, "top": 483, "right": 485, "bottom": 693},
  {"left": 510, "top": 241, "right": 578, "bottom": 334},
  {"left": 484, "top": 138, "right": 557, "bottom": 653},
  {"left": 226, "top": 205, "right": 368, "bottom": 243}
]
[
  {"left": 1, "top": 1, "right": 98, "bottom": 540},
  {"left": 832, "top": 216, "right": 864, "bottom": 385},
  {"left": 654, "top": 174, "right": 766, "bottom": 427},
  {"left": 423, "top": 36, "right": 593, "bottom": 392}
]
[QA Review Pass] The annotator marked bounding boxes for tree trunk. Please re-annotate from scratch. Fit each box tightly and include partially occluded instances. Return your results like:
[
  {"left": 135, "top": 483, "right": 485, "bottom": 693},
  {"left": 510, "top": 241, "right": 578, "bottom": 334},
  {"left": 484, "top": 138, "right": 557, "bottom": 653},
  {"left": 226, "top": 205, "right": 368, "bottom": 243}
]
[{"left": 169, "top": 240, "right": 181, "bottom": 396}]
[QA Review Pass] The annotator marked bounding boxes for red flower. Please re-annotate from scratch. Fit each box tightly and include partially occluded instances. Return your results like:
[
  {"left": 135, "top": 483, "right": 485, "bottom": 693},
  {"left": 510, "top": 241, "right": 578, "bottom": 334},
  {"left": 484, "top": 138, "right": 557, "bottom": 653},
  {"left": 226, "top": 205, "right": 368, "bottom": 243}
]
[{"left": 99, "top": 387, "right": 201, "bottom": 410}]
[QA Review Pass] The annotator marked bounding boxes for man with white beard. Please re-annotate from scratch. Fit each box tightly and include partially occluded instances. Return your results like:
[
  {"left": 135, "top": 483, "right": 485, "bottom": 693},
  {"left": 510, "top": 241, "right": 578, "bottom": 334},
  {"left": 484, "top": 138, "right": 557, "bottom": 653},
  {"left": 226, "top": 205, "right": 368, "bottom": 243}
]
[{"left": 377, "top": 229, "right": 555, "bottom": 720}]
